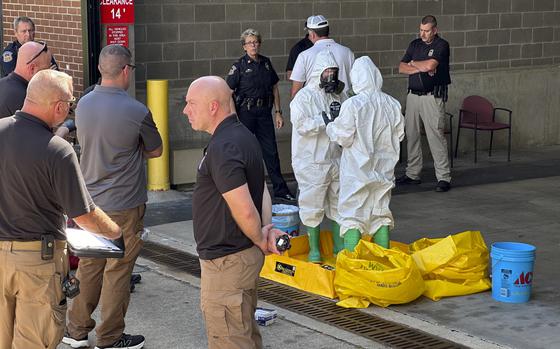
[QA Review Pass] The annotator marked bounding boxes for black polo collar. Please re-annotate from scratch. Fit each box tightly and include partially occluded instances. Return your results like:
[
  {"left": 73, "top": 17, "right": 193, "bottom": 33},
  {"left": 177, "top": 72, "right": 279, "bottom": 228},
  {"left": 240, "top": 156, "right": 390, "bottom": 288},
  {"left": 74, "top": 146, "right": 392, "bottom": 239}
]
[
  {"left": 212, "top": 114, "right": 238, "bottom": 137},
  {"left": 8, "top": 72, "right": 29, "bottom": 87},
  {"left": 14, "top": 111, "right": 52, "bottom": 132}
]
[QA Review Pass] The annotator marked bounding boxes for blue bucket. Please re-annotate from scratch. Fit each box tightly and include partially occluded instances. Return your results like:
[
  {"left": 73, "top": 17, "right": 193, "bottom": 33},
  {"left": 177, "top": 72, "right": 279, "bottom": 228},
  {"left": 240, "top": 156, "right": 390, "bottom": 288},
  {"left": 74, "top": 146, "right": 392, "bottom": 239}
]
[
  {"left": 272, "top": 204, "right": 300, "bottom": 237},
  {"left": 490, "top": 242, "right": 536, "bottom": 303}
]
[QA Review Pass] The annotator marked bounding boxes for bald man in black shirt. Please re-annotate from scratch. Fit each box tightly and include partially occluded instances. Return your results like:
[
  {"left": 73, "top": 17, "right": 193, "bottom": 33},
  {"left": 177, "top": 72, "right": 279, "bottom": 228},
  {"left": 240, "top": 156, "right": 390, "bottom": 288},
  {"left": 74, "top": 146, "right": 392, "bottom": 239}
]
[
  {"left": 185, "top": 76, "right": 284, "bottom": 349},
  {"left": 0, "top": 41, "right": 53, "bottom": 118}
]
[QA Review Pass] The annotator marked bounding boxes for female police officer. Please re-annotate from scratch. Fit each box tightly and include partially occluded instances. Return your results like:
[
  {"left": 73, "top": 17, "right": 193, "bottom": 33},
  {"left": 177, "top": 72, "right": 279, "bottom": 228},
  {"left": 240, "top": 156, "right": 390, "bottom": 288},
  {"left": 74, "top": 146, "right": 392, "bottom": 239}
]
[{"left": 226, "top": 28, "right": 295, "bottom": 202}]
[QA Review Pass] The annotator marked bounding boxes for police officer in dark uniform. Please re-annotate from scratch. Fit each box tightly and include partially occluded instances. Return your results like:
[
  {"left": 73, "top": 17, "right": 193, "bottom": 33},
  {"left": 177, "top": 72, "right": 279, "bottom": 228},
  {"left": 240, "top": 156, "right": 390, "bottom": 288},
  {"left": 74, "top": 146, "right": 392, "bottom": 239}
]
[
  {"left": 1, "top": 16, "right": 58, "bottom": 77},
  {"left": 397, "top": 15, "right": 452, "bottom": 192},
  {"left": 226, "top": 28, "right": 295, "bottom": 202}
]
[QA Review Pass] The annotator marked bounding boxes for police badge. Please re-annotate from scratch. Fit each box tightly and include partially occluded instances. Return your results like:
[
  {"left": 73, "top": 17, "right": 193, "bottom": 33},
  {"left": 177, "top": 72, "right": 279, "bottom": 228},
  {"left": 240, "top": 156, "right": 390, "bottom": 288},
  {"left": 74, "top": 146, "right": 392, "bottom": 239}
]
[{"left": 3, "top": 51, "right": 13, "bottom": 63}]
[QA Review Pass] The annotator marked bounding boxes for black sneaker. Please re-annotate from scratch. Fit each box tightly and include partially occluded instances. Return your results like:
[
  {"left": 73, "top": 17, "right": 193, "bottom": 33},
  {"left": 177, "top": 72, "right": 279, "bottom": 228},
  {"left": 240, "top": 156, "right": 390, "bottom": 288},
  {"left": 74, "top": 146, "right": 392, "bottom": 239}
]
[
  {"left": 396, "top": 175, "right": 421, "bottom": 185},
  {"left": 130, "top": 274, "right": 142, "bottom": 284},
  {"left": 435, "top": 180, "right": 451, "bottom": 192},
  {"left": 130, "top": 273, "right": 142, "bottom": 293},
  {"left": 62, "top": 331, "right": 89, "bottom": 348},
  {"left": 274, "top": 193, "right": 296, "bottom": 202},
  {"left": 95, "top": 333, "right": 145, "bottom": 349}
]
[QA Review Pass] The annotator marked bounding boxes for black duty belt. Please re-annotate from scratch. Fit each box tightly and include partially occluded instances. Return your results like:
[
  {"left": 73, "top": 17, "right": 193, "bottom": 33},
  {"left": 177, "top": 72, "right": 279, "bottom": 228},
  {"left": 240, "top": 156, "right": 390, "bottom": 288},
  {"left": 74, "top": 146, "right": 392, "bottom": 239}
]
[
  {"left": 238, "top": 97, "right": 273, "bottom": 110},
  {"left": 408, "top": 89, "right": 433, "bottom": 96}
]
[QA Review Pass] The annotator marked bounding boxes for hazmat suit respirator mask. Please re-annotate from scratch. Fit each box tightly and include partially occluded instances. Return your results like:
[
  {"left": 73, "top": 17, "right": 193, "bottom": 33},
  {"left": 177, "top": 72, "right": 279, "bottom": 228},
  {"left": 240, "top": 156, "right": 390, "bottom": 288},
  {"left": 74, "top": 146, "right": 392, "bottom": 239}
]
[{"left": 319, "top": 68, "right": 344, "bottom": 94}]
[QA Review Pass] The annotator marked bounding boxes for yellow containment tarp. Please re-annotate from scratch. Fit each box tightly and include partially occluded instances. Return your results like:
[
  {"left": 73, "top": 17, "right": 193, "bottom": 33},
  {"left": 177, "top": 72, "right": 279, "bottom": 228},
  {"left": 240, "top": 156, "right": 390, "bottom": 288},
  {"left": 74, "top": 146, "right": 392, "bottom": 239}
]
[
  {"left": 260, "top": 231, "right": 337, "bottom": 299},
  {"left": 410, "top": 230, "right": 492, "bottom": 301},
  {"left": 334, "top": 240, "right": 425, "bottom": 308}
]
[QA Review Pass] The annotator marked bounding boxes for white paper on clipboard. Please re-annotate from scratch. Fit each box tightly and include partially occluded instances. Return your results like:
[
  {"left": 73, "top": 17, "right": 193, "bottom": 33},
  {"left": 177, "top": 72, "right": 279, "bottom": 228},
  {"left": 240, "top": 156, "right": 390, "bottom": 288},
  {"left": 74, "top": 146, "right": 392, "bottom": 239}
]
[{"left": 66, "top": 228, "right": 123, "bottom": 258}]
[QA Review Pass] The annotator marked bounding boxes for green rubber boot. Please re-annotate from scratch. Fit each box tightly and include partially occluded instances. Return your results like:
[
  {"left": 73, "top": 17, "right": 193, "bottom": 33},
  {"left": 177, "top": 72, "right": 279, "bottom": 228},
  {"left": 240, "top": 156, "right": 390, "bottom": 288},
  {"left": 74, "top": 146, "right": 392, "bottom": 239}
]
[
  {"left": 307, "top": 226, "right": 322, "bottom": 263},
  {"left": 343, "top": 229, "right": 361, "bottom": 252},
  {"left": 373, "top": 225, "right": 390, "bottom": 249},
  {"left": 331, "top": 222, "right": 344, "bottom": 255}
]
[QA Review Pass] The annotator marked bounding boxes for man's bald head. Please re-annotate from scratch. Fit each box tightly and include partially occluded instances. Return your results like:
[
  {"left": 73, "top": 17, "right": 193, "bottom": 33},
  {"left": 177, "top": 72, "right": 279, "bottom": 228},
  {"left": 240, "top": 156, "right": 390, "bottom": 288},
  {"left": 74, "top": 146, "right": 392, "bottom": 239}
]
[
  {"left": 14, "top": 41, "right": 52, "bottom": 81},
  {"left": 191, "top": 76, "right": 232, "bottom": 110},
  {"left": 184, "top": 76, "right": 234, "bottom": 134}
]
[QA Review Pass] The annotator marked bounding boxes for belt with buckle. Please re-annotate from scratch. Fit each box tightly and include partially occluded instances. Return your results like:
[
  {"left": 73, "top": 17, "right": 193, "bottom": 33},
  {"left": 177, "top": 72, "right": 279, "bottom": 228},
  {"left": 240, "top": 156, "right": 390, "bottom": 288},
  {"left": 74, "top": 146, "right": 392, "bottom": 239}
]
[
  {"left": 1, "top": 240, "right": 67, "bottom": 251},
  {"left": 409, "top": 89, "right": 433, "bottom": 96}
]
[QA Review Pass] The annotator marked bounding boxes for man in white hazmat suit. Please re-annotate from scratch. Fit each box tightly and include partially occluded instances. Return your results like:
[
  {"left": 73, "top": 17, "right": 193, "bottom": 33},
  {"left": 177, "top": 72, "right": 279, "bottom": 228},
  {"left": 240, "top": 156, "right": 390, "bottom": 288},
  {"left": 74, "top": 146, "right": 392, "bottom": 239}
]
[
  {"left": 290, "top": 50, "right": 347, "bottom": 262},
  {"left": 326, "top": 56, "right": 404, "bottom": 250}
]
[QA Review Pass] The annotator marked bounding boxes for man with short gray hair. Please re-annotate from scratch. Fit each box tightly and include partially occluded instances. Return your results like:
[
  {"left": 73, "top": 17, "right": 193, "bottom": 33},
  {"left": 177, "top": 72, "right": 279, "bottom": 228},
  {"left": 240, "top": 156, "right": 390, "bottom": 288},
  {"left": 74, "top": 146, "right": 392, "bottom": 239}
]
[
  {"left": 63, "top": 44, "right": 162, "bottom": 349},
  {"left": 0, "top": 69, "right": 122, "bottom": 349}
]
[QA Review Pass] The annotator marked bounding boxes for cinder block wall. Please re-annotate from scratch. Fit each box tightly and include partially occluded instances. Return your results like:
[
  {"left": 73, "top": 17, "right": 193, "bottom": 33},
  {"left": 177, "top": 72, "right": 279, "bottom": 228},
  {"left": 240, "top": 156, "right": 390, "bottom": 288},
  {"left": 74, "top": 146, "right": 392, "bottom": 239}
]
[
  {"left": 133, "top": 0, "right": 560, "bottom": 184},
  {"left": 2, "top": 0, "right": 85, "bottom": 93}
]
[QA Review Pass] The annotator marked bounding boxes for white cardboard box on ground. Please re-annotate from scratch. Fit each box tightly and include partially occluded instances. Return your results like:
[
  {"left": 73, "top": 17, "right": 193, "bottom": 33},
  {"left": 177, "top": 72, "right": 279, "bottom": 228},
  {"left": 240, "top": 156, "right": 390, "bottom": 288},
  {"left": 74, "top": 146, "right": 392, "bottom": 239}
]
[{"left": 254, "top": 307, "right": 277, "bottom": 326}]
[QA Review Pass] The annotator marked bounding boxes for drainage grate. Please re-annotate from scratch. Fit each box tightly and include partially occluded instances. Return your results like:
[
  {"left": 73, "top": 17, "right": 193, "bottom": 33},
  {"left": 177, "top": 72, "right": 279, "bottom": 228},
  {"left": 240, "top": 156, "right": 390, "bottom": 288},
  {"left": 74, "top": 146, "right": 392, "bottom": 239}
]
[
  {"left": 141, "top": 241, "right": 468, "bottom": 349},
  {"left": 141, "top": 241, "right": 200, "bottom": 277}
]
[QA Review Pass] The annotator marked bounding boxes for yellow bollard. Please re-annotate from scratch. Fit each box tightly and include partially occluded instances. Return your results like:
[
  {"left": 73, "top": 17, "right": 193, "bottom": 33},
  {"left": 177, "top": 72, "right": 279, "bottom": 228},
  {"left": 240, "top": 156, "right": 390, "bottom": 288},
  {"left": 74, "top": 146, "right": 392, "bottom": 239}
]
[{"left": 147, "top": 80, "right": 170, "bottom": 191}]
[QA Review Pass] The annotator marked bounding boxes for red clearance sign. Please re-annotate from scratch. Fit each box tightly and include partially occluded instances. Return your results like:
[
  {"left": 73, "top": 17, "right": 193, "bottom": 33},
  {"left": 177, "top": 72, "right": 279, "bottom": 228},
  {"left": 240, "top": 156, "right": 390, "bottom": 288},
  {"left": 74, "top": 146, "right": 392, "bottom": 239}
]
[
  {"left": 100, "top": 0, "right": 135, "bottom": 24},
  {"left": 107, "top": 26, "right": 129, "bottom": 47}
]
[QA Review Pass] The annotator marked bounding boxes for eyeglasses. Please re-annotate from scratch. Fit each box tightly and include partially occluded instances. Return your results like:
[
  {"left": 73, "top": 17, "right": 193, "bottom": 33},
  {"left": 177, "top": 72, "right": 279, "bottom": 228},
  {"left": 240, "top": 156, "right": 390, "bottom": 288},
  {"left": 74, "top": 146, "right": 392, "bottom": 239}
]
[
  {"left": 58, "top": 96, "right": 76, "bottom": 109},
  {"left": 243, "top": 41, "right": 260, "bottom": 47},
  {"left": 123, "top": 63, "right": 136, "bottom": 71},
  {"left": 26, "top": 41, "right": 48, "bottom": 65}
]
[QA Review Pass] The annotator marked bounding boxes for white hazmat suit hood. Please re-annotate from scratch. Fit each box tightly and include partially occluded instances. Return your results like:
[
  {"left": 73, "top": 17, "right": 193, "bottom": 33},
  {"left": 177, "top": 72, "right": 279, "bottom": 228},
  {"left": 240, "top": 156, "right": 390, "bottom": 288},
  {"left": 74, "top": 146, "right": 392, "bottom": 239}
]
[
  {"left": 326, "top": 56, "right": 404, "bottom": 236},
  {"left": 290, "top": 50, "right": 347, "bottom": 227}
]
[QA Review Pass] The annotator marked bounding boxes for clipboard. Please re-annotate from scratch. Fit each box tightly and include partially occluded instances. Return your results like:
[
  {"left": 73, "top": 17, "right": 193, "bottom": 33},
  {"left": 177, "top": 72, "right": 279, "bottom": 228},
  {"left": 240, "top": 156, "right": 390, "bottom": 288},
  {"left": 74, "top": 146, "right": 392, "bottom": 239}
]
[{"left": 66, "top": 228, "right": 124, "bottom": 258}]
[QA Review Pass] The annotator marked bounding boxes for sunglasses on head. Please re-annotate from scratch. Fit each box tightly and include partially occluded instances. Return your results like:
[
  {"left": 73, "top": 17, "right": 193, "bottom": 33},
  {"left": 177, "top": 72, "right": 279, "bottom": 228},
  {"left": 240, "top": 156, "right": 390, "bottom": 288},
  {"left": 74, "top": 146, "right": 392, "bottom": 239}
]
[{"left": 26, "top": 41, "right": 48, "bottom": 65}]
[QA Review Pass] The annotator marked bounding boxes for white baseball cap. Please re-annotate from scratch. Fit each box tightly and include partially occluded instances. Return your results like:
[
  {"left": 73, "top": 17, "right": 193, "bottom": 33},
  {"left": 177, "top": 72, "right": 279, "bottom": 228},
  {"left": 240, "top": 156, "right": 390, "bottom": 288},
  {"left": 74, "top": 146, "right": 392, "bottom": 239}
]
[{"left": 305, "top": 15, "right": 329, "bottom": 30}]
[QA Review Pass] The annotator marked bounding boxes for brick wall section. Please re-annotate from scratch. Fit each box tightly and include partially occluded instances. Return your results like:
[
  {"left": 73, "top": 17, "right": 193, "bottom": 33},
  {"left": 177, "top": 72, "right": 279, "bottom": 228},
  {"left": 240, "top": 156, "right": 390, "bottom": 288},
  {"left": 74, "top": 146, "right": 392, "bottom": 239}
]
[
  {"left": 134, "top": 0, "right": 560, "bottom": 90},
  {"left": 2, "top": 0, "right": 85, "bottom": 94}
]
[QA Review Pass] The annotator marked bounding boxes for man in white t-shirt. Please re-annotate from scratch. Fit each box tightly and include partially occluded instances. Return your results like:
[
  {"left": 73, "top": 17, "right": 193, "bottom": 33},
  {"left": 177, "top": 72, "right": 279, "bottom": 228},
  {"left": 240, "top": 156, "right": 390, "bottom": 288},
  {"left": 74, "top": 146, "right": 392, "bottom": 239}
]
[{"left": 290, "top": 15, "right": 355, "bottom": 98}]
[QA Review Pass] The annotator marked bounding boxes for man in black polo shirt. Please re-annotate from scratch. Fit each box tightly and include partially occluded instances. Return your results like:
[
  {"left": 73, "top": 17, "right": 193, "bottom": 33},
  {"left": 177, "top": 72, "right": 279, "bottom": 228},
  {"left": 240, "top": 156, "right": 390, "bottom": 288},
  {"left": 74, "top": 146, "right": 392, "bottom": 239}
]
[
  {"left": 0, "top": 70, "right": 121, "bottom": 349},
  {"left": 184, "top": 76, "right": 283, "bottom": 349},
  {"left": 0, "top": 41, "right": 53, "bottom": 118},
  {"left": 397, "top": 15, "right": 452, "bottom": 192},
  {"left": 285, "top": 32, "right": 312, "bottom": 80}
]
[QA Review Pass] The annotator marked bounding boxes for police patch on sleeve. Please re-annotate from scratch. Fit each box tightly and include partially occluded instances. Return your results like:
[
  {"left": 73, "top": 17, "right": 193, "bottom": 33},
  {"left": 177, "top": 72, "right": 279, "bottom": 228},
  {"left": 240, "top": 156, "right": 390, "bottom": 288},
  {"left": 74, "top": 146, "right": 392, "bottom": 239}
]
[
  {"left": 228, "top": 65, "right": 237, "bottom": 75},
  {"left": 3, "top": 51, "right": 13, "bottom": 63}
]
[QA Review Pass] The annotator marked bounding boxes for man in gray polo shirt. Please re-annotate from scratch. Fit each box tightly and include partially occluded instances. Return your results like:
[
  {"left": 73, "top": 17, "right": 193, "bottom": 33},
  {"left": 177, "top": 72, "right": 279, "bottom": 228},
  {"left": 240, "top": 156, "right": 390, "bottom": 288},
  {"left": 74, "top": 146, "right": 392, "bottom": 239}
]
[{"left": 63, "top": 45, "right": 162, "bottom": 349}]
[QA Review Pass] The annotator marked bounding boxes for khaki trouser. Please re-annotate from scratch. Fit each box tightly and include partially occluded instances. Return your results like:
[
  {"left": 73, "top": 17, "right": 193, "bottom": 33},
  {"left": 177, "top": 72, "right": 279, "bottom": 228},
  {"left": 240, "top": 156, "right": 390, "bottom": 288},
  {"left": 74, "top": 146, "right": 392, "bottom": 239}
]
[
  {"left": 404, "top": 93, "right": 452, "bottom": 182},
  {"left": 0, "top": 240, "right": 68, "bottom": 349},
  {"left": 200, "top": 245, "right": 264, "bottom": 349},
  {"left": 66, "top": 205, "right": 145, "bottom": 347}
]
